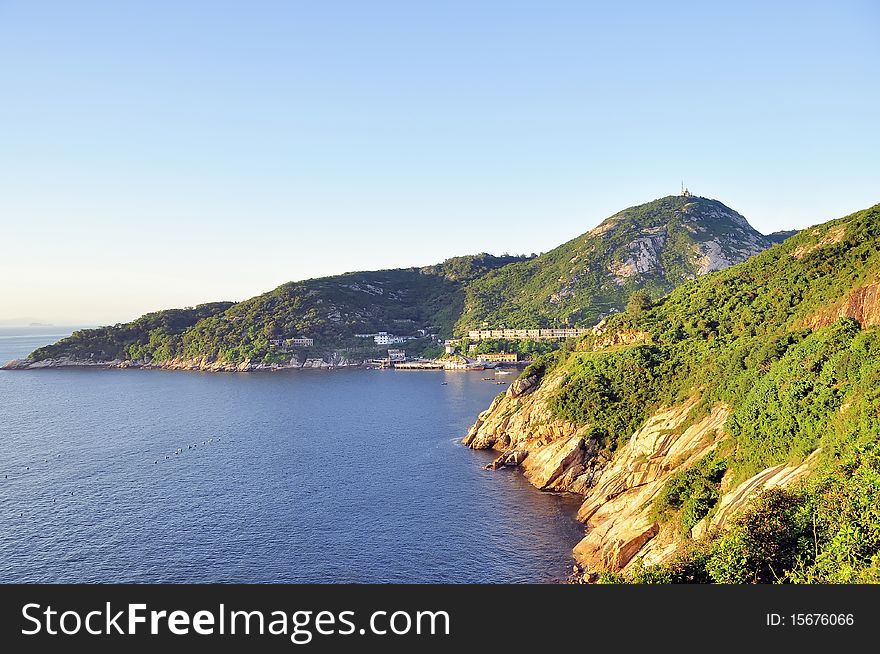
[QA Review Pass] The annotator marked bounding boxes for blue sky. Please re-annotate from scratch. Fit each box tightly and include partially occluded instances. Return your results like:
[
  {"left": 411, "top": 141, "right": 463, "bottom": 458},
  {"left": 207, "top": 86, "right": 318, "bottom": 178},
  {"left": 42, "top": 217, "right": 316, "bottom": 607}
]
[{"left": 1, "top": 1, "right": 878, "bottom": 324}]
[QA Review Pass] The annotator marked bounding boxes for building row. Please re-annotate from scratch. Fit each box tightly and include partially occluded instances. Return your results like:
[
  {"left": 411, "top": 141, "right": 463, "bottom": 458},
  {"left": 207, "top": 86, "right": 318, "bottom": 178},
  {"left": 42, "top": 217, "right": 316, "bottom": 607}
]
[
  {"left": 475, "top": 352, "right": 518, "bottom": 362},
  {"left": 466, "top": 328, "right": 592, "bottom": 341},
  {"left": 269, "top": 337, "right": 314, "bottom": 348}
]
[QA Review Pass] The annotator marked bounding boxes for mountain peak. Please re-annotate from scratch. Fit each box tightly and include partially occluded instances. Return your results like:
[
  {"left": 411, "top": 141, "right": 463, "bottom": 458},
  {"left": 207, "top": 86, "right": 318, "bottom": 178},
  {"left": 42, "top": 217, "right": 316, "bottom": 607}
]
[
  {"left": 591, "top": 195, "right": 758, "bottom": 236},
  {"left": 456, "top": 195, "right": 775, "bottom": 330}
]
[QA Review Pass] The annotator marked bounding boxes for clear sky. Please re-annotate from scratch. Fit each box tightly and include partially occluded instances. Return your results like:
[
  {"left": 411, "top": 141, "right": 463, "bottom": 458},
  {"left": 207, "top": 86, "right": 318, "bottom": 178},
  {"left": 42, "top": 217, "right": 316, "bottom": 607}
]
[{"left": 1, "top": 1, "right": 878, "bottom": 325}]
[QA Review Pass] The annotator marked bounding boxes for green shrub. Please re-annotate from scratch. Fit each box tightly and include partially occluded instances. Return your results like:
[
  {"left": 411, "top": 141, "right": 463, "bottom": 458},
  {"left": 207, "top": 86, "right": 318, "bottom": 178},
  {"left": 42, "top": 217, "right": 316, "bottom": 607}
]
[
  {"left": 519, "top": 349, "right": 564, "bottom": 382},
  {"left": 653, "top": 453, "right": 728, "bottom": 536}
]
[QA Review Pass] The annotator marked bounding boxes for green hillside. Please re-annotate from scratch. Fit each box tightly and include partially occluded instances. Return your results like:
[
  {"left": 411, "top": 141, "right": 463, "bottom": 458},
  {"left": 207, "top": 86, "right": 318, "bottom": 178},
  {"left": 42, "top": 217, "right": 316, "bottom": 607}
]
[
  {"left": 29, "top": 302, "right": 235, "bottom": 363},
  {"left": 518, "top": 202, "right": 880, "bottom": 583},
  {"left": 13, "top": 195, "right": 781, "bottom": 368},
  {"left": 23, "top": 254, "right": 525, "bottom": 366},
  {"left": 455, "top": 195, "right": 776, "bottom": 331}
]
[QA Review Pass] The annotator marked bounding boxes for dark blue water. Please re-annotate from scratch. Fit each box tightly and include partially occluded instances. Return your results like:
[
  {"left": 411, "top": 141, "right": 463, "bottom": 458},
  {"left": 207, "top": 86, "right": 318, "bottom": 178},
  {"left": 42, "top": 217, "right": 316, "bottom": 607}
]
[{"left": 0, "top": 329, "right": 583, "bottom": 583}]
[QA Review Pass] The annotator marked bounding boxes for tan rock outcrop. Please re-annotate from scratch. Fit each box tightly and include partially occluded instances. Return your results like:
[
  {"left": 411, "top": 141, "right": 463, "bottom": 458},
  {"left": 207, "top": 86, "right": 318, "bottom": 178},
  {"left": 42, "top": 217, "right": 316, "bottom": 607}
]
[
  {"left": 462, "top": 369, "right": 585, "bottom": 454},
  {"left": 691, "top": 449, "right": 821, "bottom": 539},
  {"left": 802, "top": 282, "right": 880, "bottom": 329},
  {"left": 522, "top": 435, "right": 585, "bottom": 490},
  {"left": 790, "top": 225, "right": 846, "bottom": 260},
  {"left": 589, "top": 330, "right": 651, "bottom": 350},
  {"left": 572, "top": 402, "right": 730, "bottom": 572},
  {"left": 464, "top": 372, "right": 821, "bottom": 577}
]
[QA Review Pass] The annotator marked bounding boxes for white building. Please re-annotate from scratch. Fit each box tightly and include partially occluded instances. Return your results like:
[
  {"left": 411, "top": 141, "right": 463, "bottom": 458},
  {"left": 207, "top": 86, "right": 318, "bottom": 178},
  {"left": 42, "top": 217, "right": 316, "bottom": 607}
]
[
  {"left": 374, "top": 332, "right": 408, "bottom": 345},
  {"left": 388, "top": 349, "right": 406, "bottom": 362},
  {"left": 286, "top": 337, "right": 314, "bottom": 347}
]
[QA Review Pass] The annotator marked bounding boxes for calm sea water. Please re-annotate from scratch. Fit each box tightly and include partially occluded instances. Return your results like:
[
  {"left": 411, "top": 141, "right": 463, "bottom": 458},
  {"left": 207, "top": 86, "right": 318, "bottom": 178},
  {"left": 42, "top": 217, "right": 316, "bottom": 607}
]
[{"left": 0, "top": 329, "right": 584, "bottom": 583}]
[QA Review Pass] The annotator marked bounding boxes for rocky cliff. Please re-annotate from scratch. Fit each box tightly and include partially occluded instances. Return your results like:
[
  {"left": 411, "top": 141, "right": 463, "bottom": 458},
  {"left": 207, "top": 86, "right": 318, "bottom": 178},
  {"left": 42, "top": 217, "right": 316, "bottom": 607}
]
[
  {"left": 462, "top": 202, "right": 880, "bottom": 583},
  {"left": 464, "top": 371, "right": 819, "bottom": 579}
]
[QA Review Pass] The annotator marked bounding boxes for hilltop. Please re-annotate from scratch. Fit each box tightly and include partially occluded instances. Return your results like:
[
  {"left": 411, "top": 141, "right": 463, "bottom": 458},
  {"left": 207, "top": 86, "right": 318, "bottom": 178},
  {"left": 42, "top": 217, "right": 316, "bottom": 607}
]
[
  {"left": 5, "top": 195, "right": 783, "bottom": 370},
  {"left": 456, "top": 195, "right": 778, "bottom": 330},
  {"left": 464, "top": 202, "right": 880, "bottom": 583}
]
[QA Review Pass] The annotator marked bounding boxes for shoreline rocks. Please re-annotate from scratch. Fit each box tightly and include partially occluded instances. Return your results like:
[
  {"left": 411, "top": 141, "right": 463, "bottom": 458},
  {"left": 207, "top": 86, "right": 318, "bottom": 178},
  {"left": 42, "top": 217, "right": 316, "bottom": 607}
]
[{"left": 1, "top": 355, "right": 360, "bottom": 372}]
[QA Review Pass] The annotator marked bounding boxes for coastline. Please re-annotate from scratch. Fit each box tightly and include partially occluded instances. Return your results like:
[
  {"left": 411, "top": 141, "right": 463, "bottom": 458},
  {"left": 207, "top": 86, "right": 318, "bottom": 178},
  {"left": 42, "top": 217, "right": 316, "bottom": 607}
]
[
  {"left": 464, "top": 369, "right": 823, "bottom": 582},
  {"left": 2, "top": 356, "right": 365, "bottom": 372},
  {"left": 2, "top": 355, "right": 529, "bottom": 374}
]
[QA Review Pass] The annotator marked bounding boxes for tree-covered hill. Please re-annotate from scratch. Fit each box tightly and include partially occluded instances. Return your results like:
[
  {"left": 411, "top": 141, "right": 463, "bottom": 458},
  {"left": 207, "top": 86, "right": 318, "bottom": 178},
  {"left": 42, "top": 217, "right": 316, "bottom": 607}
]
[
  {"left": 515, "top": 202, "right": 880, "bottom": 582},
  {"left": 19, "top": 254, "right": 527, "bottom": 366},
  {"left": 8, "top": 195, "right": 785, "bottom": 368},
  {"left": 27, "top": 302, "right": 235, "bottom": 363},
  {"left": 455, "top": 195, "right": 778, "bottom": 331}
]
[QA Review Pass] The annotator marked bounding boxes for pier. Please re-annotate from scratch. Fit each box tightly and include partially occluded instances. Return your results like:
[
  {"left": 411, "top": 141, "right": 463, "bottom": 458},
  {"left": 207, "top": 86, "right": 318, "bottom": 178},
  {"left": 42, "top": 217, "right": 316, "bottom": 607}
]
[{"left": 391, "top": 361, "right": 444, "bottom": 370}]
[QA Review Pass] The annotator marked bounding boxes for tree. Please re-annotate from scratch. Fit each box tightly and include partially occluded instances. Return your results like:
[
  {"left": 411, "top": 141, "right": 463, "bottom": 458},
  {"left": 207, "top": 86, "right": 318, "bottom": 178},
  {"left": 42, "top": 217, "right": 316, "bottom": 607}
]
[{"left": 626, "top": 290, "right": 653, "bottom": 316}]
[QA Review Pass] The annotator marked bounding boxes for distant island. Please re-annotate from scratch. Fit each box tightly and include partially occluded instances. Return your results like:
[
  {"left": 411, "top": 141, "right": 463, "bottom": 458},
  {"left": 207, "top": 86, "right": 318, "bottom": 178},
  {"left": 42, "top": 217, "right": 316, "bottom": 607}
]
[{"left": 4, "top": 194, "right": 790, "bottom": 372}]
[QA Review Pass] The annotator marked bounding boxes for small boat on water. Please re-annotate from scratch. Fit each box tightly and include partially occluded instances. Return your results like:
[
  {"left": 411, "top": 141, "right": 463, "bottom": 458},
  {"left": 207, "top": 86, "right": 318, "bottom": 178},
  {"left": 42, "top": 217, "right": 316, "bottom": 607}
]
[{"left": 440, "top": 382, "right": 448, "bottom": 385}]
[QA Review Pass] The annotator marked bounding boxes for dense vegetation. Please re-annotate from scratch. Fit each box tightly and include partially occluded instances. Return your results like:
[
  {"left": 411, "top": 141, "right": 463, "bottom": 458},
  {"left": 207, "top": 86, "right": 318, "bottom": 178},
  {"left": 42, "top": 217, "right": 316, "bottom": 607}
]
[
  {"left": 455, "top": 196, "right": 776, "bottom": 331},
  {"left": 29, "top": 303, "right": 234, "bottom": 363},
  {"left": 651, "top": 452, "right": 729, "bottom": 536},
  {"left": 518, "top": 202, "right": 880, "bottom": 582},
  {"left": 21, "top": 196, "right": 780, "bottom": 367},
  {"left": 26, "top": 255, "right": 526, "bottom": 365}
]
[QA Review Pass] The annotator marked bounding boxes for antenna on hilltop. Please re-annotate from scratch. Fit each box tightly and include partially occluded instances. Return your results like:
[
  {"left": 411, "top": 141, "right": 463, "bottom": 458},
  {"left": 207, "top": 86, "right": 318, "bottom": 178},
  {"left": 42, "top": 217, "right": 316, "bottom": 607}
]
[{"left": 680, "top": 180, "right": 691, "bottom": 198}]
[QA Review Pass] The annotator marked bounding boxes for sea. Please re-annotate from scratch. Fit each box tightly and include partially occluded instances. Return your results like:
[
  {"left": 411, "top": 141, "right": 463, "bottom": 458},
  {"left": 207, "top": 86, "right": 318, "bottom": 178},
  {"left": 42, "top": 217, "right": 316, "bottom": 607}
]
[{"left": 0, "top": 328, "right": 584, "bottom": 583}]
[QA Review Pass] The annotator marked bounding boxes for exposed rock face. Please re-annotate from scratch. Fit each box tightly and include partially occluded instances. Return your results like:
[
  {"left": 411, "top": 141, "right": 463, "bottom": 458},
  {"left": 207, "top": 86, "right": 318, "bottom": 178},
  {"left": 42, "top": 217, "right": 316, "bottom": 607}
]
[
  {"left": 588, "top": 329, "right": 651, "bottom": 350},
  {"left": 507, "top": 374, "right": 540, "bottom": 399},
  {"left": 803, "top": 282, "right": 880, "bottom": 329},
  {"left": 692, "top": 239, "right": 737, "bottom": 274},
  {"left": 684, "top": 203, "right": 770, "bottom": 274},
  {"left": 608, "top": 227, "right": 667, "bottom": 282},
  {"left": 463, "top": 369, "right": 589, "bottom": 471},
  {"left": 2, "top": 356, "right": 125, "bottom": 370},
  {"left": 690, "top": 450, "right": 821, "bottom": 540},
  {"left": 522, "top": 435, "right": 586, "bottom": 490},
  {"left": 464, "top": 375, "right": 819, "bottom": 577},
  {"left": 790, "top": 225, "right": 846, "bottom": 260},
  {"left": 585, "top": 318, "right": 650, "bottom": 350},
  {"left": 572, "top": 401, "right": 730, "bottom": 572}
]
